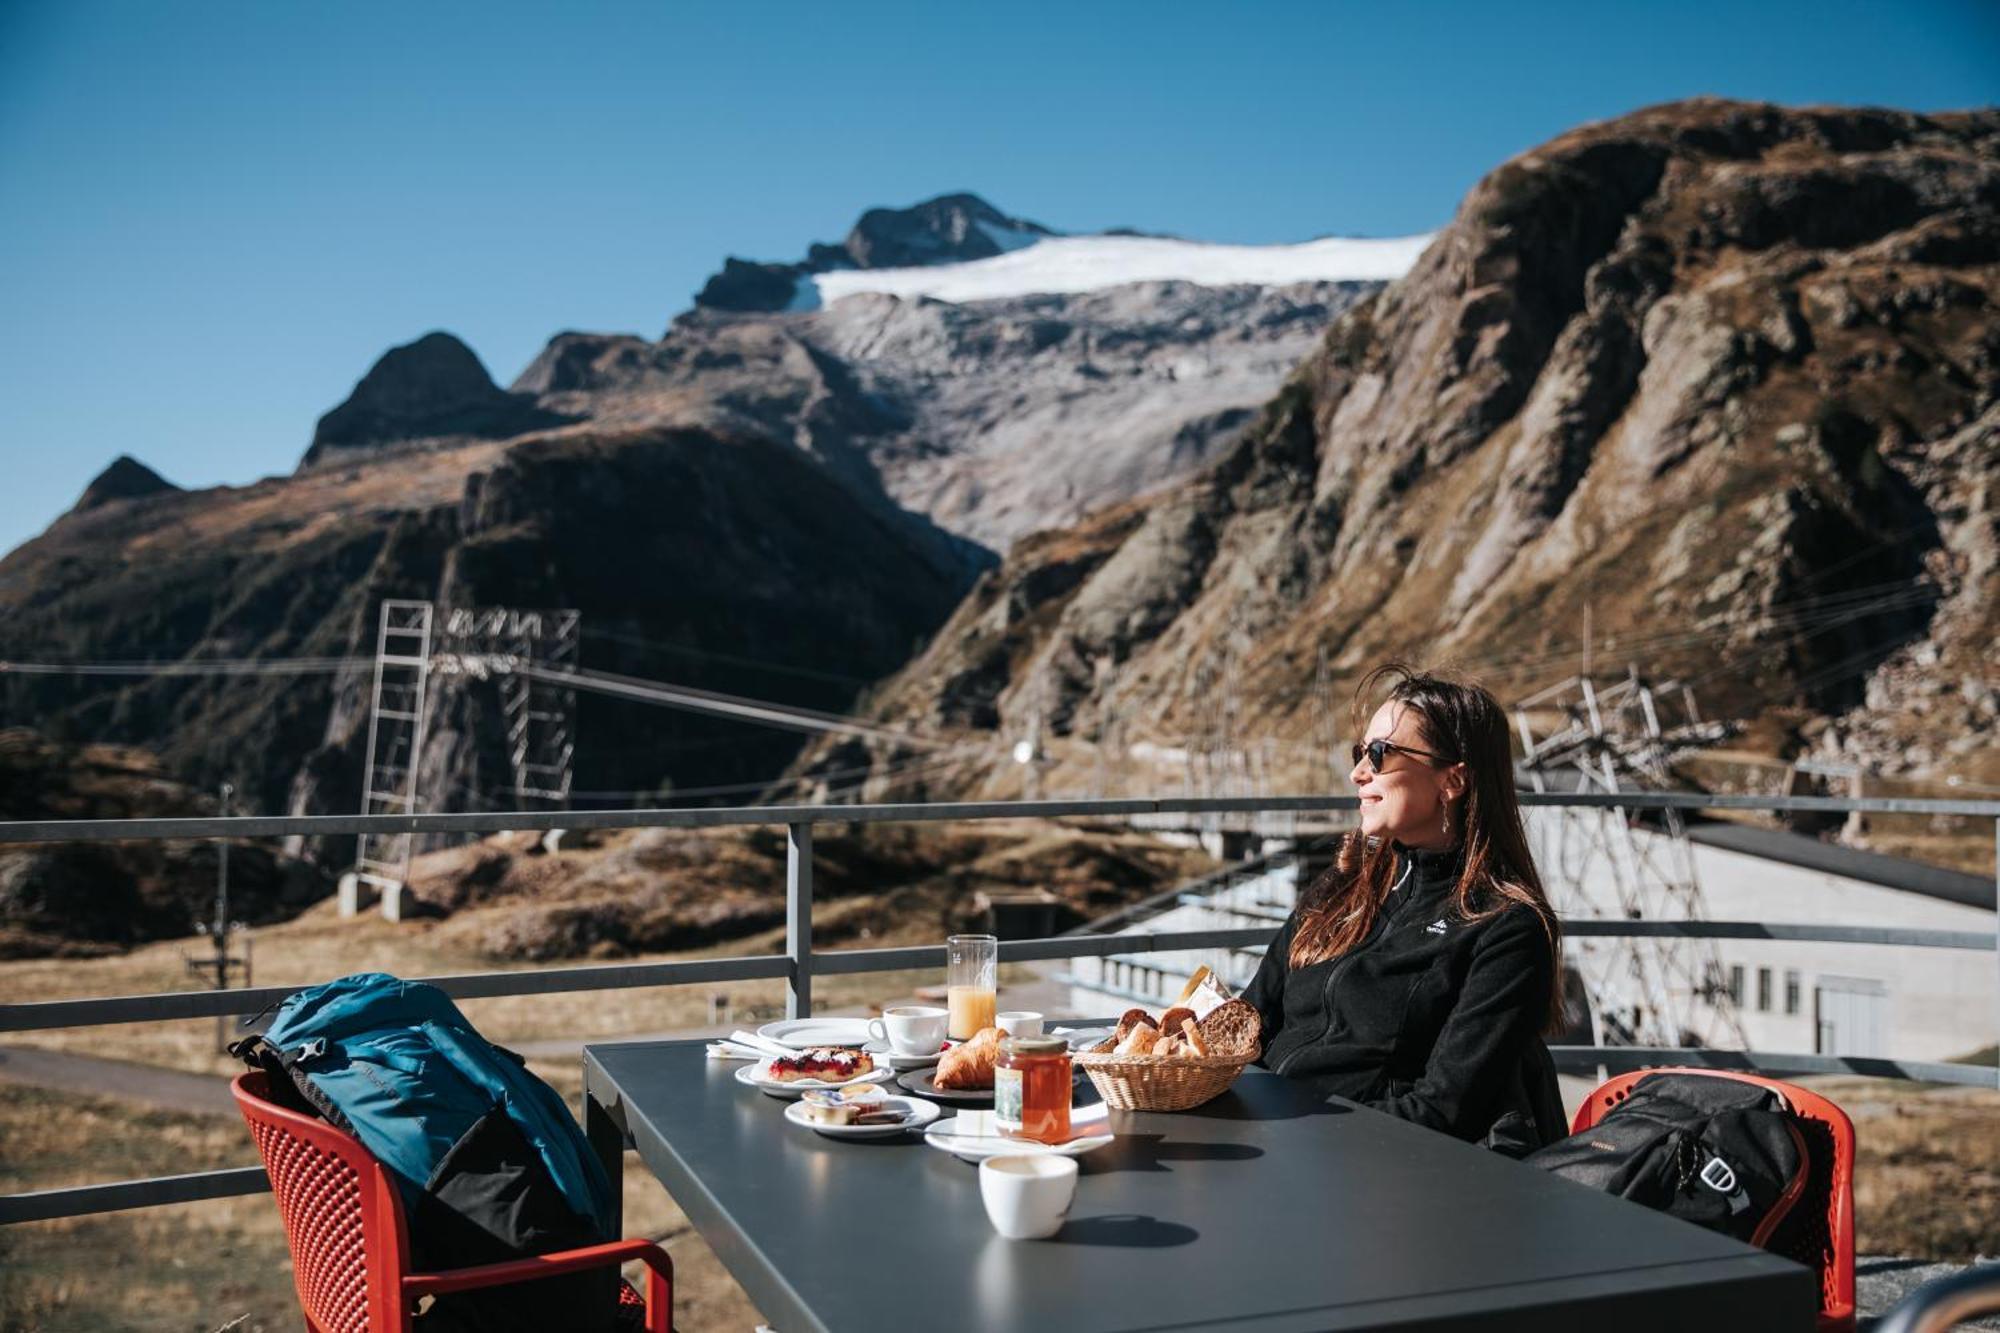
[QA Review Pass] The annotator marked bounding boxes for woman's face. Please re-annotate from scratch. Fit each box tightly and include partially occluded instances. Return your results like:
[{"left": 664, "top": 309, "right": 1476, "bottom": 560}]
[{"left": 1350, "top": 700, "right": 1463, "bottom": 848}]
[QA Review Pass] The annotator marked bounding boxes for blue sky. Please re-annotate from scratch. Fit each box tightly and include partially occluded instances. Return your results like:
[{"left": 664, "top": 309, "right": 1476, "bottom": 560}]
[{"left": 1, "top": 1, "right": 1995, "bottom": 557}]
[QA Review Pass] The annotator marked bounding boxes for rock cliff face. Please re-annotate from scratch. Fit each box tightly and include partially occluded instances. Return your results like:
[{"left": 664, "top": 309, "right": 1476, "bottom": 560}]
[{"left": 798, "top": 101, "right": 2000, "bottom": 799}]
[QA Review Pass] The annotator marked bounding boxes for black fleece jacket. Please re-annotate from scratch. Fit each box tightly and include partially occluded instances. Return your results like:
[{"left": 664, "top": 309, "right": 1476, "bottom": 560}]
[{"left": 1242, "top": 843, "right": 1561, "bottom": 1150}]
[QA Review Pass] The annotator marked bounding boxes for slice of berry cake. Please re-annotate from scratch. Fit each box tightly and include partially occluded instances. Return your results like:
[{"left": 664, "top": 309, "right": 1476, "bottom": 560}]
[{"left": 766, "top": 1046, "right": 876, "bottom": 1083}]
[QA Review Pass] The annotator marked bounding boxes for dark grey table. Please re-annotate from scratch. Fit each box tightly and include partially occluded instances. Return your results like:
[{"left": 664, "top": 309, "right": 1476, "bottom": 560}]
[{"left": 583, "top": 1039, "right": 1815, "bottom": 1332}]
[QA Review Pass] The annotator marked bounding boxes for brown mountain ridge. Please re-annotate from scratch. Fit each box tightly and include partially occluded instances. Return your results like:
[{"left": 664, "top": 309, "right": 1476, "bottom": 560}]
[{"left": 794, "top": 99, "right": 2000, "bottom": 801}]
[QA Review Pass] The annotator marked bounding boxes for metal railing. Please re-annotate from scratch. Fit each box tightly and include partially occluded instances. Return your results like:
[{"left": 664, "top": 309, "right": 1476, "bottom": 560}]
[{"left": 1, "top": 790, "right": 1995, "bottom": 1227}]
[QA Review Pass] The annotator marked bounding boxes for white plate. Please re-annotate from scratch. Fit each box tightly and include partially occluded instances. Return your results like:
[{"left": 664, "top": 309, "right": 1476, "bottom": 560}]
[
  {"left": 784, "top": 1095, "right": 940, "bottom": 1139},
  {"left": 1052, "top": 1026, "right": 1115, "bottom": 1051},
  {"left": 922, "top": 1108, "right": 1115, "bottom": 1163},
  {"left": 735, "top": 1059, "right": 894, "bottom": 1100},
  {"left": 755, "top": 1017, "right": 874, "bottom": 1049}
]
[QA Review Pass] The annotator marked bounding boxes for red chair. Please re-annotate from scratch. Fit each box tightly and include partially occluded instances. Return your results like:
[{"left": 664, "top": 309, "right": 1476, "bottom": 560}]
[
  {"left": 1573, "top": 1067, "right": 1854, "bottom": 1333},
  {"left": 232, "top": 1071, "right": 671, "bottom": 1333}
]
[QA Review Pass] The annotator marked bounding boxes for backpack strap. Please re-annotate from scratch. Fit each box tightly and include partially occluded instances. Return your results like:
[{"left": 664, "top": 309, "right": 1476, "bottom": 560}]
[{"left": 228, "top": 1033, "right": 356, "bottom": 1133}]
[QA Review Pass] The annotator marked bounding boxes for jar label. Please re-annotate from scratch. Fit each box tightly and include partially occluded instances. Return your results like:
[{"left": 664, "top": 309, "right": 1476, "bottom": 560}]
[{"left": 994, "top": 1066, "right": 1023, "bottom": 1131}]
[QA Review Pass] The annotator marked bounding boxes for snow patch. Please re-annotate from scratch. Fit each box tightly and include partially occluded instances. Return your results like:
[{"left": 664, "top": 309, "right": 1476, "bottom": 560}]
[{"left": 809, "top": 231, "right": 1433, "bottom": 306}]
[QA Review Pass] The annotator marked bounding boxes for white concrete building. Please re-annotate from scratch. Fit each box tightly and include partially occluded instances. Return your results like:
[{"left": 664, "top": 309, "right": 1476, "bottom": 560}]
[{"left": 1061, "top": 818, "right": 1996, "bottom": 1070}]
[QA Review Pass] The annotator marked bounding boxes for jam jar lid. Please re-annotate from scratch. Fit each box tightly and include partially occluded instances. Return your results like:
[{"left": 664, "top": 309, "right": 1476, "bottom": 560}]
[{"left": 1000, "top": 1035, "right": 1069, "bottom": 1057}]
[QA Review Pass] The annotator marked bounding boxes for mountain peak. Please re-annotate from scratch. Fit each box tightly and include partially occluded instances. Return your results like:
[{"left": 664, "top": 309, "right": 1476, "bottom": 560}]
[
  {"left": 304, "top": 331, "right": 573, "bottom": 467},
  {"left": 73, "top": 455, "right": 180, "bottom": 512},
  {"left": 692, "top": 192, "right": 1054, "bottom": 314}
]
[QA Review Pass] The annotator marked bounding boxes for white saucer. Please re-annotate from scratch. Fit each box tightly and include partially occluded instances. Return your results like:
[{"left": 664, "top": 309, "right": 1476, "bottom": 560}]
[
  {"left": 922, "top": 1107, "right": 1115, "bottom": 1163},
  {"left": 756, "top": 1017, "right": 874, "bottom": 1049},
  {"left": 735, "top": 1059, "right": 895, "bottom": 1100},
  {"left": 784, "top": 1094, "right": 941, "bottom": 1139}
]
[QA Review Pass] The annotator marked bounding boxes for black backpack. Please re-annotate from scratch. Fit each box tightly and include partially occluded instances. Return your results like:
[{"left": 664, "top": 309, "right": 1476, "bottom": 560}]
[{"left": 1525, "top": 1072, "right": 1812, "bottom": 1247}]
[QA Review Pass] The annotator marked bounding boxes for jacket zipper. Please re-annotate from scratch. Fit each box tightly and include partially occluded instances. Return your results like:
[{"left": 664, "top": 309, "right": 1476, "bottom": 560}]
[{"left": 1275, "top": 859, "right": 1417, "bottom": 1077}]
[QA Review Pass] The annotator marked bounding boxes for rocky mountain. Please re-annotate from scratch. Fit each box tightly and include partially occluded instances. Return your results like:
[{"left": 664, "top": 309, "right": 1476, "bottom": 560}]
[
  {"left": 516, "top": 277, "right": 1380, "bottom": 551},
  {"left": 73, "top": 456, "right": 180, "bottom": 512},
  {"left": 693, "top": 192, "right": 1054, "bottom": 313},
  {"left": 793, "top": 100, "right": 2000, "bottom": 802},
  {"left": 0, "top": 422, "right": 980, "bottom": 841},
  {"left": 1, "top": 188, "right": 1405, "bottom": 843},
  {"left": 304, "top": 331, "right": 577, "bottom": 468}
]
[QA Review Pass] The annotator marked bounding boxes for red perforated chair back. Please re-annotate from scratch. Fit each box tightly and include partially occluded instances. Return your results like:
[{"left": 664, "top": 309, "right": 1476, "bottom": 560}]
[
  {"left": 233, "top": 1071, "right": 417, "bottom": 1333},
  {"left": 1573, "top": 1066, "right": 1856, "bottom": 1333}
]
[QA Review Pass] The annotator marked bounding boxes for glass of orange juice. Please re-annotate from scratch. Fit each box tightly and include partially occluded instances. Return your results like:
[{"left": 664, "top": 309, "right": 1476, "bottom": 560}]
[{"left": 946, "top": 933, "right": 998, "bottom": 1040}]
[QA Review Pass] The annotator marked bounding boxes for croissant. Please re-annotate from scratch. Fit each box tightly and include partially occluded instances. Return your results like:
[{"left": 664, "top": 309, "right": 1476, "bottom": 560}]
[{"left": 933, "top": 1026, "right": 1002, "bottom": 1089}]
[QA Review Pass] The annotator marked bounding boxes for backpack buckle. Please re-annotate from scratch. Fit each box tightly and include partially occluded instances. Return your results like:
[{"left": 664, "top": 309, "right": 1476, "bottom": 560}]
[{"left": 1698, "top": 1156, "right": 1737, "bottom": 1194}]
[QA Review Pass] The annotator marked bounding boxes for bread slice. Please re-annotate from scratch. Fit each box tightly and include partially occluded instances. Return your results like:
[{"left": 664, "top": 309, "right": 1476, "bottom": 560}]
[
  {"left": 1178, "top": 1016, "right": 1207, "bottom": 1056},
  {"left": 1196, "top": 999, "right": 1260, "bottom": 1056}
]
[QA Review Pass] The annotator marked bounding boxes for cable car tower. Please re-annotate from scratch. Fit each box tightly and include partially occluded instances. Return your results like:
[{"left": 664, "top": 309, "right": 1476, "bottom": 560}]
[{"left": 1514, "top": 670, "right": 1746, "bottom": 1050}]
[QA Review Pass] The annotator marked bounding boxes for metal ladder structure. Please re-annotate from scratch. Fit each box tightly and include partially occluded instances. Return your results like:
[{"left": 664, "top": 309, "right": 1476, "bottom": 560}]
[{"left": 342, "top": 600, "right": 435, "bottom": 920}]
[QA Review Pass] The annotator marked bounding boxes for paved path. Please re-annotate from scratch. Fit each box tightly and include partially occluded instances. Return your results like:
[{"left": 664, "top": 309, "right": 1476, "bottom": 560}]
[{"left": 0, "top": 1044, "right": 235, "bottom": 1116}]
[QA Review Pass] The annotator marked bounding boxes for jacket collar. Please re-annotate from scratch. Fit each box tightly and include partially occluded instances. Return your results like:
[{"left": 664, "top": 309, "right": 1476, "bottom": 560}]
[{"left": 1391, "top": 840, "right": 1464, "bottom": 893}]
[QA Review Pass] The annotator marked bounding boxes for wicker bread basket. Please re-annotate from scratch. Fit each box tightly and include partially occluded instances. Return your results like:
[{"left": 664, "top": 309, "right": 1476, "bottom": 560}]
[{"left": 1074, "top": 1045, "right": 1260, "bottom": 1112}]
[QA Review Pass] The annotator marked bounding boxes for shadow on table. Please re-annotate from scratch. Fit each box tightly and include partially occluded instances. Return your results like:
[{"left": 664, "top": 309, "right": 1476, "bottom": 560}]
[
  {"left": 1054, "top": 1213, "right": 1199, "bottom": 1248},
  {"left": 1183, "top": 1081, "right": 1356, "bottom": 1122},
  {"left": 1087, "top": 1132, "right": 1263, "bottom": 1175}
]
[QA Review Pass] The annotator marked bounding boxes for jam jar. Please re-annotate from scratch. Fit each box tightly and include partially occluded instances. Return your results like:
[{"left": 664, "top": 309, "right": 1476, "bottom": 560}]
[{"left": 994, "top": 1035, "right": 1072, "bottom": 1144}]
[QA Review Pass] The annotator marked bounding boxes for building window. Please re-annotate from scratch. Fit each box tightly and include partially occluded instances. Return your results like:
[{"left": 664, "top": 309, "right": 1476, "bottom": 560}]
[
  {"left": 1728, "top": 965, "right": 1744, "bottom": 1005},
  {"left": 1784, "top": 970, "right": 1801, "bottom": 1016},
  {"left": 1757, "top": 967, "right": 1773, "bottom": 1012}
]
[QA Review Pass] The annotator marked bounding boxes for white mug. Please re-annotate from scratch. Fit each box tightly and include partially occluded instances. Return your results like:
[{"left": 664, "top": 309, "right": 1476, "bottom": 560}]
[
  {"left": 996, "top": 1010, "right": 1044, "bottom": 1038},
  {"left": 979, "top": 1154, "right": 1078, "bottom": 1240},
  {"left": 868, "top": 1005, "right": 948, "bottom": 1057}
]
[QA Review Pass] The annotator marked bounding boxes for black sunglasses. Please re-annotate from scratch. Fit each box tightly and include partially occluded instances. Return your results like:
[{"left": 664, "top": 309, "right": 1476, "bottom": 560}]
[{"left": 1350, "top": 738, "right": 1446, "bottom": 772}]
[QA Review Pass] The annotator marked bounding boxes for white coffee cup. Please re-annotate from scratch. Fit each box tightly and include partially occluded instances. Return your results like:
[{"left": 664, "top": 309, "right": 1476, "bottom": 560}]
[
  {"left": 978, "top": 1154, "right": 1077, "bottom": 1240},
  {"left": 996, "top": 1010, "right": 1044, "bottom": 1037},
  {"left": 868, "top": 1005, "right": 948, "bottom": 1057}
]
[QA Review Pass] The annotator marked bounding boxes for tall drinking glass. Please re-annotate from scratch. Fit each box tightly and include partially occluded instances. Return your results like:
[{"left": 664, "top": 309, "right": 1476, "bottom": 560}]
[{"left": 947, "top": 933, "right": 998, "bottom": 1040}]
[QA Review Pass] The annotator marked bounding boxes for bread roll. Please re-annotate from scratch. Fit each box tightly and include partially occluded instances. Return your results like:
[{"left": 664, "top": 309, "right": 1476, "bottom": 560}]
[{"left": 1114, "top": 1008, "right": 1155, "bottom": 1043}]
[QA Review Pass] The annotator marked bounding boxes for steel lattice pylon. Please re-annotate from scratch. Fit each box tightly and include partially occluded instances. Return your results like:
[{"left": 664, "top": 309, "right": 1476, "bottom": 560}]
[
  {"left": 435, "top": 606, "right": 580, "bottom": 806},
  {"left": 1515, "top": 670, "right": 1746, "bottom": 1050}
]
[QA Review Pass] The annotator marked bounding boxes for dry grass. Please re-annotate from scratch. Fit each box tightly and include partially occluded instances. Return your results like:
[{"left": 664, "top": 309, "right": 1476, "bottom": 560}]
[{"left": 1831, "top": 1078, "right": 2000, "bottom": 1261}]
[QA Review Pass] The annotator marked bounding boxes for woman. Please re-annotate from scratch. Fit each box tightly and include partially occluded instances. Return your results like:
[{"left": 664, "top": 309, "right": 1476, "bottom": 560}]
[{"left": 1242, "top": 663, "right": 1567, "bottom": 1155}]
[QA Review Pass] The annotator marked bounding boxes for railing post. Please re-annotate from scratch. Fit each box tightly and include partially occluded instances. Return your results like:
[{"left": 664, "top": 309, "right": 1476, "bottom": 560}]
[{"left": 786, "top": 821, "right": 813, "bottom": 1020}]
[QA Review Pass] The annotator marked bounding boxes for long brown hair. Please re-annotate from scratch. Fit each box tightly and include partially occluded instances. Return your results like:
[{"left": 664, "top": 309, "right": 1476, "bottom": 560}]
[{"left": 1288, "top": 662, "right": 1565, "bottom": 1032}]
